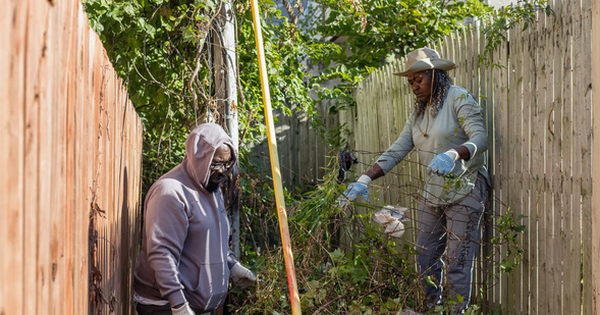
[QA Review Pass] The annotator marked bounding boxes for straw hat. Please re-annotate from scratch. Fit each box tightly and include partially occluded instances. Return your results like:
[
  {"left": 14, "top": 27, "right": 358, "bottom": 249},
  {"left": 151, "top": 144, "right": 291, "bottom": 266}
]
[{"left": 393, "top": 47, "right": 455, "bottom": 76}]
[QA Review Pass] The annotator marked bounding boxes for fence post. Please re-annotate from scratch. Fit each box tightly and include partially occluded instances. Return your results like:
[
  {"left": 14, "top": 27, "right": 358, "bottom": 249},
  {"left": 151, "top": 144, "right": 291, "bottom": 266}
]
[{"left": 592, "top": 0, "right": 600, "bottom": 312}]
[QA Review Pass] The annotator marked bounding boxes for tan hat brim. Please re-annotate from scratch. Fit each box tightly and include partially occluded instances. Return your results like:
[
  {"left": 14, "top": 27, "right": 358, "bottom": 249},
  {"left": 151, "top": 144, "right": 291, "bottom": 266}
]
[{"left": 393, "top": 58, "right": 456, "bottom": 76}]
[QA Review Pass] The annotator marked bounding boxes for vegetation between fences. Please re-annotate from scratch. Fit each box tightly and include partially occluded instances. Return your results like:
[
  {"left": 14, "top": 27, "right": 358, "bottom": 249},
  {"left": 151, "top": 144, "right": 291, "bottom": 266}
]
[
  {"left": 82, "top": 0, "right": 545, "bottom": 313},
  {"left": 230, "top": 131, "right": 528, "bottom": 314}
]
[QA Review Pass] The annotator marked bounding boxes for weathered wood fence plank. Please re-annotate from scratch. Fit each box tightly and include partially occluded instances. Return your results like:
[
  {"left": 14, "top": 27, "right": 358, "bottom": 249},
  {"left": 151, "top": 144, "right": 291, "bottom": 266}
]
[
  {"left": 0, "top": 1, "right": 143, "bottom": 314},
  {"left": 1, "top": 1, "right": 27, "bottom": 315},
  {"left": 587, "top": 0, "right": 598, "bottom": 312}
]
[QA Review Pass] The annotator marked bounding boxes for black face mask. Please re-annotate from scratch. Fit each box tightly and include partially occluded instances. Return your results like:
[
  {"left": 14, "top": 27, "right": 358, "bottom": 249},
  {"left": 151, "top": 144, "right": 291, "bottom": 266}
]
[{"left": 206, "top": 172, "right": 227, "bottom": 192}]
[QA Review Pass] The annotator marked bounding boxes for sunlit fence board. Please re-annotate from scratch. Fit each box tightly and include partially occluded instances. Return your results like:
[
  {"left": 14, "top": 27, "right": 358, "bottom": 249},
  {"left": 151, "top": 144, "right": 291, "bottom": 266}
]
[
  {"left": 1, "top": 1, "right": 27, "bottom": 315},
  {"left": 581, "top": 0, "right": 594, "bottom": 312},
  {"left": 521, "top": 24, "right": 533, "bottom": 315},
  {"left": 0, "top": 1, "right": 143, "bottom": 314}
]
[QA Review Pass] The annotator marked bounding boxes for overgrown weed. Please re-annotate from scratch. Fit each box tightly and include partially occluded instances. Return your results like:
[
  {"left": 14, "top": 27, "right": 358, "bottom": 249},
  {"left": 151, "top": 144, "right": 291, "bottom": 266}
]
[{"left": 232, "top": 150, "right": 527, "bottom": 314}]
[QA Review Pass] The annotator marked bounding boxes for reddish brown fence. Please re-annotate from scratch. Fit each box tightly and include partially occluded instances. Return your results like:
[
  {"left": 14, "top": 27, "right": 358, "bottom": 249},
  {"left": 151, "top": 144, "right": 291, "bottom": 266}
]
[{"left": 0, "top": 1, "right": 143, "bottom": 315}]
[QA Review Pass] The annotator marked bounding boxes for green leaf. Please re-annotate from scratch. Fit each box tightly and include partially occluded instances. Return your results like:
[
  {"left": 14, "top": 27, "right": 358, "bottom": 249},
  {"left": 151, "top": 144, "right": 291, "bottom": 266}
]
[
  {"left": 425, "top": 276, "right": 438, "bottom": 288},
  {"left": 203, "top": 0, "right": 216, "bottom": 10},
  {"left": 182, "top": 25, "right": 197, "bottom": 44},
  {"left": 262, "top": 0, "right": 276, "bottom": 6},
  {"left": 123, "top": 3, "right": 135, "bottom": 16},
  {"left": 329, "top": 248, "right": 345, "bottom": 262}
]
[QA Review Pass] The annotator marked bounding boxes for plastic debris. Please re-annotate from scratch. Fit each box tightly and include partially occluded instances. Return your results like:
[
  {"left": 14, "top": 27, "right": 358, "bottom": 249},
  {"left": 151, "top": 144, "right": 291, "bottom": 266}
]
[{"left": 372, "top": 205, "right": 410, "bottom": 238}]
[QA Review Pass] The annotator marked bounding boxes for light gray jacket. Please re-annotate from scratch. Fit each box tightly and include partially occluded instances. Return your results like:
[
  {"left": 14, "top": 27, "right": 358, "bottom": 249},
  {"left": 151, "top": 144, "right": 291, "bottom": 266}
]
[
  {"left": 376, "top": 86, "right": 489, "bottom": 206},
  {"left": 134, "top": 123, "right": 238, "bottom": 311}
]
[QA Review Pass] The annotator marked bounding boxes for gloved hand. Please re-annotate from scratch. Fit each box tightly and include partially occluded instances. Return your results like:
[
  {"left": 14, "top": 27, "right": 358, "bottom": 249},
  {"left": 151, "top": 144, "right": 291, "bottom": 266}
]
[
  {"left": 172, "top": 302, "right": 195, "bottom": 315},
  {"left": 427, "top": 149, "right": 459, "bottom": 176},
  {"left": 339, "top": 175, "right": 371, "bottom": 206},
  {"left": 230, "top": 263, "right": 257, "bottom": 289}
]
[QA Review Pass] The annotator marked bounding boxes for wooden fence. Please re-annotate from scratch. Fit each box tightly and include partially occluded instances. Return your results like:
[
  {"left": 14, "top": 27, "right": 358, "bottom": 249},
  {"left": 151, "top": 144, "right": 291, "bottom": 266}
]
[
  {"left": 358, "top": 0, "right": 598, "bottom": 312},
  {"left": 345, "top": 1, "right": 595, "bottom": 312},
  {"left": 0, "top": 1, "right": 143, "bottom": 315},
  {"left": 269, "top": 0, "right": 600, "bottom": 313},
  {"left": 249, "top": 100, "right": 339, "bottom": 191}
]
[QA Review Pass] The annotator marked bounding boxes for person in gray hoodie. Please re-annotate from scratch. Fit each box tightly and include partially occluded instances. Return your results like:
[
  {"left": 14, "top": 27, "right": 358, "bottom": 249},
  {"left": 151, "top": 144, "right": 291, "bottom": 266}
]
[{"left": 134, "top": 123, "right": 256, "bottom": 315}]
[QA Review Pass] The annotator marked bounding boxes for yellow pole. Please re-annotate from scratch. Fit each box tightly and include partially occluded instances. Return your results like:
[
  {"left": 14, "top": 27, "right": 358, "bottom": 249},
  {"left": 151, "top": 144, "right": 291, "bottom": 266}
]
[{"left": 249, "top": 1, "right": 302, "bottom": 314}]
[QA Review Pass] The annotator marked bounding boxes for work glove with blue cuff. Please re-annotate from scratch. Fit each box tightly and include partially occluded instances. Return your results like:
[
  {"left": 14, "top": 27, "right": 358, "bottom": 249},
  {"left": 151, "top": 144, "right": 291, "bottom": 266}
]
[
  {"left": 427, "top": 149, "right": 459, "bottom": 176},
  {"left": 339, "top": 175, "right": 371, "bottom": 206}
]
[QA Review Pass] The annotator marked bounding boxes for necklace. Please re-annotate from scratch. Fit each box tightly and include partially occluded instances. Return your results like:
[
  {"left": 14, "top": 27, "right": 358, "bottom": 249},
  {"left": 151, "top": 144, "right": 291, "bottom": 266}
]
[
  {"left": 416, "top": 70, "right": 435, "bottom": 139},
  {"left": 417, "top": 108, "right": 430, "bottom": 138}
]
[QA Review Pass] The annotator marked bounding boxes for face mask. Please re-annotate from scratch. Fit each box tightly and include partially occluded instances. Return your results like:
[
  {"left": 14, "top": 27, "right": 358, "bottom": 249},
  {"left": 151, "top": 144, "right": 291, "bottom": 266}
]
[{"left": 206, "top": 172, "right": 227, "bottom": 192}]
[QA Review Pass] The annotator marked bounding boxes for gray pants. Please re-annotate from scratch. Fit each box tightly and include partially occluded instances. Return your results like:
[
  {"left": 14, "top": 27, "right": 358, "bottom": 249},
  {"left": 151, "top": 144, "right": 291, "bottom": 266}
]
[{"left": 416, "top": 178, "right": 488, "bottom": 314}]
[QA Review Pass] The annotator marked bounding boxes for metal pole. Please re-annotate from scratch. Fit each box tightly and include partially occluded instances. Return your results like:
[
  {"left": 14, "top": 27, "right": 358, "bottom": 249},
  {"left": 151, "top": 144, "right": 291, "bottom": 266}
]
[
  {"left": 219, "top": 0, "right": 241, "bottom": 259},
  {"left": 249, "top": 1, "right": 302, "bottom": 314}
]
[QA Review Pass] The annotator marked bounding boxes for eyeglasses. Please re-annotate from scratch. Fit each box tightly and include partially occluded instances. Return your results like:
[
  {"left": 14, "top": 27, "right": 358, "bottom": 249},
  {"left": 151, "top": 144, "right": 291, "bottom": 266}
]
[{"left": 210, "top": 159, "right": 235, "bottom": 172}]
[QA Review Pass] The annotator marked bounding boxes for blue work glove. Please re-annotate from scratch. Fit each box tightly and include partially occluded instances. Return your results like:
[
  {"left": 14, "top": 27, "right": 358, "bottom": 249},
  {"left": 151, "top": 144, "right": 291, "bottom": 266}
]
[
  {"left": 427, "top": 149, "right": 459, "bottom": 176},
  {"left": 343, "top": 182, "right": 369, "bottom": 202},
  {"left": 339, "top": 175, "right": 371, "bottom": 206}
]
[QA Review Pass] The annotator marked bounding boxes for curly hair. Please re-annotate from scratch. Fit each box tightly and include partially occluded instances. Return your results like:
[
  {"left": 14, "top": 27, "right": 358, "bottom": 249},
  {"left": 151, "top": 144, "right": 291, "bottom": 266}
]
[{"left": 413, "top": 69, "right": 453, "bottom": 119}]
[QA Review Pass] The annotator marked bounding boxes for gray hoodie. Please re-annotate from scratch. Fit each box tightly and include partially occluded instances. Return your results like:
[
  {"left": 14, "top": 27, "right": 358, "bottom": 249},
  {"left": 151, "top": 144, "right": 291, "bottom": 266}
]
[{"left": 134, "top": 123, "right": 239, "bottom": 311}]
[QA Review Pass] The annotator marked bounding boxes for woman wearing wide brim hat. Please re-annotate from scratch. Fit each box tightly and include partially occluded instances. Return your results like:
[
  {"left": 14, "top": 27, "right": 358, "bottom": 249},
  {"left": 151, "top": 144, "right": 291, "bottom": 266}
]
[{"left": 340, "top": 47, "right": 490, "bottom": 314}]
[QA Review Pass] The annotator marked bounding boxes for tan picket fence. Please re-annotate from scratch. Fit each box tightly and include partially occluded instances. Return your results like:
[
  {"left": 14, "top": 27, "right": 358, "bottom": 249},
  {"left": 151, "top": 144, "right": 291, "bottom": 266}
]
[
  {"left": 1, "top": 1, "right": 143, "bottom": 314},
  {"left": 267, "top": 0, "right": 600, "bottom": 313},
  {"left": 343, "top": 0, "right": 594, "bottom": 313}
]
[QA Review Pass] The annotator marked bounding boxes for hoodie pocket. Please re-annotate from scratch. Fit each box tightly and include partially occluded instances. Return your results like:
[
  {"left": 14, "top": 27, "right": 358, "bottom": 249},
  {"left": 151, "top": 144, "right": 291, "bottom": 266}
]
[{"left": 191, "top": 263, "right": 229, "bottom": 310}]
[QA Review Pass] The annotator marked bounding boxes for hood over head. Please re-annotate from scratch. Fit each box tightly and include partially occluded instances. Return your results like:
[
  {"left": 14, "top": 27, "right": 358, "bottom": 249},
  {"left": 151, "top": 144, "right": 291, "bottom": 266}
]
[{"left": 183, "top": 123, "right": 236, "bottom": 190}]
